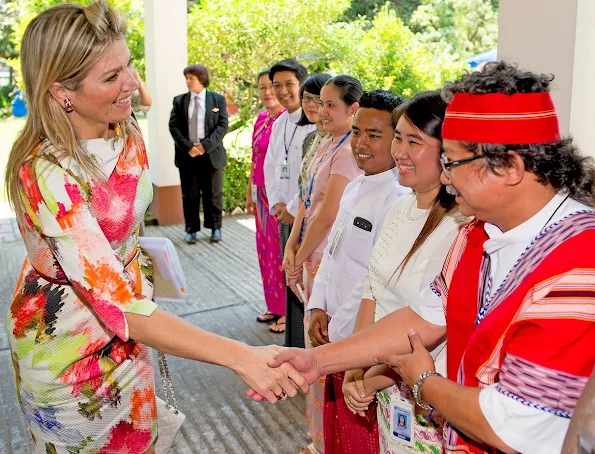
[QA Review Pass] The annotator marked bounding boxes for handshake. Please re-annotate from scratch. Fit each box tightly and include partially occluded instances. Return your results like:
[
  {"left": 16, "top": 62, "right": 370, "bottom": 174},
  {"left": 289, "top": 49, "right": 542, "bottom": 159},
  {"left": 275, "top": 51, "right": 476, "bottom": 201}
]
[{"left": 237, "top": 345, "right": 320, "bottom": 403}]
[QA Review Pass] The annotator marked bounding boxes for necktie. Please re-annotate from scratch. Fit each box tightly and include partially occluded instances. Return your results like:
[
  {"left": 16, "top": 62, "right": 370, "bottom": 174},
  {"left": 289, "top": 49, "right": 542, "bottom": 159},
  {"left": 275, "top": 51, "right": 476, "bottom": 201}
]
[{"left": 190, "top": 96, "right": 199, "bottom": 143}]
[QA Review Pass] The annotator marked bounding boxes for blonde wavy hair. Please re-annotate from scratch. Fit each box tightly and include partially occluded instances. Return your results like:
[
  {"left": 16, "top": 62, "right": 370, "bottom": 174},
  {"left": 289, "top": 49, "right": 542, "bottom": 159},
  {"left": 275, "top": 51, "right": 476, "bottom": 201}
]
[{"left": 5, "top": 0, "right": 140, "bottom": 225}]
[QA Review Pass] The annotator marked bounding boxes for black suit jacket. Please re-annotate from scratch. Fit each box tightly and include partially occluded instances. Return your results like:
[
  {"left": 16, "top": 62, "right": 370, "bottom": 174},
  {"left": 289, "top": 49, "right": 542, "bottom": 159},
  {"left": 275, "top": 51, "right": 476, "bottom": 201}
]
[{"left": 169, "top": 90, "right": 229, "bottom": 169}]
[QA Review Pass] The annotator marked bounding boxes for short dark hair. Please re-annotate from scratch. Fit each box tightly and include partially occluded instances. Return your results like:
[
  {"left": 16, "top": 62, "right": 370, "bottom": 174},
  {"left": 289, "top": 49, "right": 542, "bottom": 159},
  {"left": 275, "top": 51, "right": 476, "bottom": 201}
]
[
  {"left": 183, "top": 64, "right": 210, "bottom": 88},
  {"left": 269, "top": 59, "right": 308, "bottom": 84},
  {"left": 443, "top": 61, "right": 595, "bottom": 207},
  {"left": 359, "top": 90, "right": 406, "bottom": 128},
  {"left": 257, "top": 68, "right": 271, "bottom": 82},
  {"left": 323, "top": 75, "right": 363, "bottom": 106},
  {"left": 297, "top": 73, "right": 332, "bottom": 126}
]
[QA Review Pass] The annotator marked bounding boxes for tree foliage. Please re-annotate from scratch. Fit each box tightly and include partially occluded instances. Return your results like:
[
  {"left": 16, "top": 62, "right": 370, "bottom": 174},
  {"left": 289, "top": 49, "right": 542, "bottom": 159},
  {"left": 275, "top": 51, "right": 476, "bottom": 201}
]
[
  {"left": 341, "top": 0, "right": 422, "bottom": 22},
  {"left": 409, "top": 0, "right": 499, "bottom": 58},
  {"left": 8, "top": 0, "right": 146, "bottom": 78},
  {"left": 187, "top": 0, "right": 362, "bottom": 131},
  {"left": 2, "top": 0, "right": 498, "bottom": 130},
  {"left": 331, "top": 6, "right": 463, "bottom": 97}
]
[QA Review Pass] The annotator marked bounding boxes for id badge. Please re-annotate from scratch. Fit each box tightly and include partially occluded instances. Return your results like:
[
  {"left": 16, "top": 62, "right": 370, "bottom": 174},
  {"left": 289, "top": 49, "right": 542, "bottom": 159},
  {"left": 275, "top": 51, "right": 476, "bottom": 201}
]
[
  {"left": 280, "top": 164, "right": 290, "bottom": 180},
  {"left": 279, "top": 164, "right": 290, "bottom": 192},
  {"left": 328, "top": 222, "right": 344, "bottom": 257},
  {"left": 251, "top": 184, "right": 257, "bottom": 201},
  {"left": 390, "top": 394, "right": 414, "bottom": 446}
]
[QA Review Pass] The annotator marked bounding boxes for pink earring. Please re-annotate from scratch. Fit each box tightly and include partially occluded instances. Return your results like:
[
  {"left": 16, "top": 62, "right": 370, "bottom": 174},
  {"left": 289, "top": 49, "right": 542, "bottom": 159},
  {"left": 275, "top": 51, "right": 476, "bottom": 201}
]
[{"left": 63, "top": 98, "right": 74, "bottom": 113}]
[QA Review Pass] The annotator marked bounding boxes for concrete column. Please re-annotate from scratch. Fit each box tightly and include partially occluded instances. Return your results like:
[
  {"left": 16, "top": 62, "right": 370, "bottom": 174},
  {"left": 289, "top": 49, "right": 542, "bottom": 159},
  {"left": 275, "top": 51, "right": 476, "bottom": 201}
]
[
  {"left": 144, "top": 0, "right": 187, "bottom": 225},
  {"left": 497, "top": 0, "right": 595, "bottom": 159}
]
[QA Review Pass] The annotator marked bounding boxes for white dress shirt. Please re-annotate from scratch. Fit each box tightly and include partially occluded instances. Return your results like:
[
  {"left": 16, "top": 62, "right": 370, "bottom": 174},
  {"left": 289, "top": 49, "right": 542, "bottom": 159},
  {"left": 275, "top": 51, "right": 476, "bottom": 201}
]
[
  {"left": 263, "top": 108, "right": 316, "bottom": 216},
  {"left": 307, "top": 168, "right": 411, "bottom": 342},
  {"left": 411, "top": 192, "right": 594, "bottom": 453},
  {"left": 188, "top": 89, "right": 206, "bottom": 140}
]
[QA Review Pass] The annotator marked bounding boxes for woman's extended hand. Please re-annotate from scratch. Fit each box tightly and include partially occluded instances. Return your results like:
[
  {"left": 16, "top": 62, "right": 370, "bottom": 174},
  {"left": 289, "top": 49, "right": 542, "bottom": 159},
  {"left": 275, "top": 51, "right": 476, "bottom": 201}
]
[
  {"left": 343, "top": 369, "right": 375, "bottom": 416},
  {"left": 234, "top": 345, "right": 309, "bottom": 403}
]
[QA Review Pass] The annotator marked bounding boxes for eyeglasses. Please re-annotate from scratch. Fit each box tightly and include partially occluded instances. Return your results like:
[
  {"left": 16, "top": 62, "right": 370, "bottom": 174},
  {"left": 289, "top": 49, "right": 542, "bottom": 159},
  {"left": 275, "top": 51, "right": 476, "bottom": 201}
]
[
  {"left": 302, "top": 95, "right": 322, "bottom": 106},
  {"left": 440, "top": 153, "right": 484, "bottom": 179}
]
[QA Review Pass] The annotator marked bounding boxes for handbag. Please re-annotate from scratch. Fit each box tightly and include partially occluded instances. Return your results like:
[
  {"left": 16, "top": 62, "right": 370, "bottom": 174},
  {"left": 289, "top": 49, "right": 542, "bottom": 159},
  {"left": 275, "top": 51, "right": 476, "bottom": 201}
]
[{"left": 154, "top": 351, "right": 186, "bottom": 454}]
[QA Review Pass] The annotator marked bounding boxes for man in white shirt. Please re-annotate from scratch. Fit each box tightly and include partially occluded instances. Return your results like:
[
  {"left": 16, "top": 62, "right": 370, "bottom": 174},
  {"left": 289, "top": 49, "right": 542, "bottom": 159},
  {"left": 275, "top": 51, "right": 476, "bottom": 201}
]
[
  {"left": 169, "top": 64, "right": 228, "bottom": 244},
  {"left": 263, "top": 63, "right": 595, "bottom": 454},
  {"left": 263, "top": 59, "right": 316, "bottom": 347},
  {"left": 307, "top": 90, "right": 410, "bottom": 346}
]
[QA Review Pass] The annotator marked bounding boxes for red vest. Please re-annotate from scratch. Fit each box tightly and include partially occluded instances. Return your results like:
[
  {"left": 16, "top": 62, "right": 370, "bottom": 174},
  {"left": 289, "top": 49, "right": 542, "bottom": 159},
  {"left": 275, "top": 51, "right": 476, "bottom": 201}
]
[{"left": 445, "top": 215, "right": 595, "bottom": 453}]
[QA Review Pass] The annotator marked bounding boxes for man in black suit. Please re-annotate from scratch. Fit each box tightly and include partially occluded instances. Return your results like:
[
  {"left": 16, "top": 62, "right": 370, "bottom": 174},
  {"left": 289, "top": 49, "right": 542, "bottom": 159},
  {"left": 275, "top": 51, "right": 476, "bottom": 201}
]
[{"left": 169, "top": 64, "right": 228, "bottom": 244}]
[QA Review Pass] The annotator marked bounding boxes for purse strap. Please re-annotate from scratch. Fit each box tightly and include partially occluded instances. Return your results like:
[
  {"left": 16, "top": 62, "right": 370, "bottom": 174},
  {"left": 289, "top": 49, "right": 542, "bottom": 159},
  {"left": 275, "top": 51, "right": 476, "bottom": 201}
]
[{"left": 157, "top": 351, "right": 181, "bottom": 414}]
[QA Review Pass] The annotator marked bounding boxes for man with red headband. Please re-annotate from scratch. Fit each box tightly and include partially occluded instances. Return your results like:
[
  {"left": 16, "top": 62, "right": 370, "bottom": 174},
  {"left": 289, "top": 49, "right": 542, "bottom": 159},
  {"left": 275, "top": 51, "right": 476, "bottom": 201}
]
[{"left": 257, "top": 62, "right": 595, "bottom": 453}]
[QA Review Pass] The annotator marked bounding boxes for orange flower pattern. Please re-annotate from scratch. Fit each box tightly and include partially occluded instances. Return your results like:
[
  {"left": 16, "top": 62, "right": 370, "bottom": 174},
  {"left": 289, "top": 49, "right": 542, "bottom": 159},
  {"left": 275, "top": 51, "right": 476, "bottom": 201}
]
[{"left": 7, "top": 131, "right": 158, "bottom": 453}]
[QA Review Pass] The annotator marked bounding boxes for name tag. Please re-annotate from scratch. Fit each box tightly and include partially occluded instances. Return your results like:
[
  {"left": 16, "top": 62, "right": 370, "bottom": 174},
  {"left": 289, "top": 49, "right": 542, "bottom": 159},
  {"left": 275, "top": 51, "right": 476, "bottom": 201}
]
[
  {"left": 280, "top": 164, "right": 290, "bottom": 180},
  {"left": 390, "top": 394, "right": 414, "bottom": 446}
]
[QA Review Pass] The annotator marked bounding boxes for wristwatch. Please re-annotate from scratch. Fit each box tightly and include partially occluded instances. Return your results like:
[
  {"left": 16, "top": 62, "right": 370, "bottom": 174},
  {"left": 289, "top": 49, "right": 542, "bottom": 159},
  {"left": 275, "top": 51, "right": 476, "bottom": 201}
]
[{"left": 412, "top": 370, "right": 442, "bottom": 410}]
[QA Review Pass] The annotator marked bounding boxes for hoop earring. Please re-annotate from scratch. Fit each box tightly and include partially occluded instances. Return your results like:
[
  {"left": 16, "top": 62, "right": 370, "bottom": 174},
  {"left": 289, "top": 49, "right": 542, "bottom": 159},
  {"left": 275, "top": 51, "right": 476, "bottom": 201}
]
[{"left": 63, "top": 98, "right": 74, "bottom": 113}]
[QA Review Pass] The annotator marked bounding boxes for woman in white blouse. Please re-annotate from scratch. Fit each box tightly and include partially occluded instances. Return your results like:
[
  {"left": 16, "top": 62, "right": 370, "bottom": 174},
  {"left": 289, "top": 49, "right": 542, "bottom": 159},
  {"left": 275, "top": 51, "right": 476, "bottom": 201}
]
[{"left": 342, "top": 91, "right": 467, "bottom": 454}]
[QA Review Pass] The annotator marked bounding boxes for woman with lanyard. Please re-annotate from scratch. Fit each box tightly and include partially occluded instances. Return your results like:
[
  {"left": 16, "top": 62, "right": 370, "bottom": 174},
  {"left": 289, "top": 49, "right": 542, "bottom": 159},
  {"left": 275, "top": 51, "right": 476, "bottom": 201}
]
[
  {"left": 341, "top": 91, "right": 467, "bottom": 454},
  {"left": 283, "top": 73, "right": 332, "bottom": 341},
  {"left": 248, "top": 68, "right": 287, "bottom": 332},
  {"left": 284, "top": 75, "right": 363, "bottom": 454}
]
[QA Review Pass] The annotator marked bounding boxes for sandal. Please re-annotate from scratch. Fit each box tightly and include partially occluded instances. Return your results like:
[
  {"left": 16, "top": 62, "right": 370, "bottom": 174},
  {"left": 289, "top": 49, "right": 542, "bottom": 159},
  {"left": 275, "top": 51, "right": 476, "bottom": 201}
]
[
  {"left": 269, "top": 317, "right": 286, "bottom": 333},
  {"left": 257, "top": 311, "right": 281, "bottom": 323}
]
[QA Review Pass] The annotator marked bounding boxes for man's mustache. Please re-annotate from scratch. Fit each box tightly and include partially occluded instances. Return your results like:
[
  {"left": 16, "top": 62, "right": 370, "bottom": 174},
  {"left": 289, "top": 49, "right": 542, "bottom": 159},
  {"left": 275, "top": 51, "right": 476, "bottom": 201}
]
[{"left": 446, "top": 184, "right": 460, "bottom": 196}]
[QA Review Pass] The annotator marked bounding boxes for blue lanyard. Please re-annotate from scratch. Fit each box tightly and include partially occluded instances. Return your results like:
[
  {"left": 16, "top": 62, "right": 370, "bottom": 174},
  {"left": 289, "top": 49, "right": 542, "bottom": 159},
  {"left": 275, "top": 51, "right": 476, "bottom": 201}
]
[
  {"left": 304, "top": 131, "right": 351, "bottom": 209},
  {"left": 283, "top": 117, "right": 298, "bottom": 164}
]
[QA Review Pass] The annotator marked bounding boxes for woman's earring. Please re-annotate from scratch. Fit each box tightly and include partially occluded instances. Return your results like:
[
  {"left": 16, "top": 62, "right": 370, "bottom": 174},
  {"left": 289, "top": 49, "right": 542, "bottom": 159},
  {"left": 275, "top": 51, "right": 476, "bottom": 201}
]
[{"left": 63, "top": 98, "right": 74, "bottom": 113}]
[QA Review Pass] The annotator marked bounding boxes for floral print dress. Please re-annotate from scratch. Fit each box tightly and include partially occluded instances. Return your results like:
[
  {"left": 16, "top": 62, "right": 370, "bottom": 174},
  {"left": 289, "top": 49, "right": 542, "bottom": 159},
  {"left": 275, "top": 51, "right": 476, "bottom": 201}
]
[{"left": 7, "top": 131, "right": 158, "bottom": 453}]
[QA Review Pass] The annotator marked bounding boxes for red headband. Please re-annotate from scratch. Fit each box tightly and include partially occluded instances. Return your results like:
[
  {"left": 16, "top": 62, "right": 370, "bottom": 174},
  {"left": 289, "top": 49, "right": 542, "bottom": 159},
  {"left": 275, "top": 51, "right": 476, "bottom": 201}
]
[{"left": 442, "top": 93, "right": 560, "bottom": 144}]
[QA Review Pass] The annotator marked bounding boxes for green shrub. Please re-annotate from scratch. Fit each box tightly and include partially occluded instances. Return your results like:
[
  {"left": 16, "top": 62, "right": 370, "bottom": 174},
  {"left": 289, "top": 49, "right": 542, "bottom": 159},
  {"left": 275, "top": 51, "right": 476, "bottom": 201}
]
[
  {"left": 0, "top": 84, "right": 15, "bottom": 118},
  {"left": 222, "top": 144, "right": 251, "bottom": 213}
]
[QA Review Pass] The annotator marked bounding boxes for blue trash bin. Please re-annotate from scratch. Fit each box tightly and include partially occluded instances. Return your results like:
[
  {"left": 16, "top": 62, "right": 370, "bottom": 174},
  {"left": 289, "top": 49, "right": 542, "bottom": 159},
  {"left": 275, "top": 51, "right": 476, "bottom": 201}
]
[{"left": 11, "top": 90, "right": 28, "bottom": 117}]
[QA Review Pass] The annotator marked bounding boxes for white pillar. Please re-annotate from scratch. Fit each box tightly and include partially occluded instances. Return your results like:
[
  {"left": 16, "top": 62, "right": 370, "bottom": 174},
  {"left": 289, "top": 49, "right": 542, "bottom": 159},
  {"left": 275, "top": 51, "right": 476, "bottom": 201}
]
[
  {"left": 144, "top": 0, "right": 187, "bottom": 224},
  {"left": 569, "top": 0, "right": 595, "bottom": 160},
  {"left": 497, "top": 0, "right": 595, "bottom": 159}
]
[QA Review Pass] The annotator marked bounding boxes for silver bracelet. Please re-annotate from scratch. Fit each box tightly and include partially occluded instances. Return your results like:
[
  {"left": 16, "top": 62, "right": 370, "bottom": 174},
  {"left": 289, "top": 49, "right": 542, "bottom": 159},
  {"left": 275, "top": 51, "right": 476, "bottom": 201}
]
[{"left": 412, "top": 370, "right": 442, "bottom": 410}]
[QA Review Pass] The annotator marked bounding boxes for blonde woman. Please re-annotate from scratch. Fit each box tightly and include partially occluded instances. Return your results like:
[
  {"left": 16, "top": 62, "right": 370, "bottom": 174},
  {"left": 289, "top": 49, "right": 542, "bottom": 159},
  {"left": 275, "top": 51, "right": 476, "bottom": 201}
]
[{"left": 5, "top": 3, "right": 306, "bottom": 453}]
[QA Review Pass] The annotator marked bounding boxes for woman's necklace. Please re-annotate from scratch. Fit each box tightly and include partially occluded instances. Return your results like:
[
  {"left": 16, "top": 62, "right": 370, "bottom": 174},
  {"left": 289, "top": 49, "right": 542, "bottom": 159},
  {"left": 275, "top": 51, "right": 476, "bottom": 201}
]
[{"left": 407, "top": 196, "right": 430, "bottom": 221}]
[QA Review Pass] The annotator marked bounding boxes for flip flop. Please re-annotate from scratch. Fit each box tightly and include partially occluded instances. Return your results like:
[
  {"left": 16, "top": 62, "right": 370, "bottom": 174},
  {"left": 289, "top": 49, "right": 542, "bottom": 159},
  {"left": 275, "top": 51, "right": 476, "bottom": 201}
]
[
  {"left": 269, "top": 317, "right": 286, "bottom": 333},
  {"left": 257, "top": 311, "right": 281, "bottom": 323}
]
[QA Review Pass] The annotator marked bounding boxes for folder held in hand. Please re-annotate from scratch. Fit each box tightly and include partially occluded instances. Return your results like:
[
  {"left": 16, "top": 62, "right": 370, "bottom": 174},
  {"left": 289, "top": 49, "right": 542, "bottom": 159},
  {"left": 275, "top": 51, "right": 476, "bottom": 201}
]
[{"left": 139, "top": 237, "right": 187, "bottom": 302}]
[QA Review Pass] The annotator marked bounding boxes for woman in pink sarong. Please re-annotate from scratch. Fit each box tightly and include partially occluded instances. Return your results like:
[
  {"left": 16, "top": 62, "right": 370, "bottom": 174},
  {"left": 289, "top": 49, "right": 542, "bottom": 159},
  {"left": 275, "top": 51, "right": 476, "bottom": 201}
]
[{"left": 248, "top": 68, "right": 287, "bottom": 333}]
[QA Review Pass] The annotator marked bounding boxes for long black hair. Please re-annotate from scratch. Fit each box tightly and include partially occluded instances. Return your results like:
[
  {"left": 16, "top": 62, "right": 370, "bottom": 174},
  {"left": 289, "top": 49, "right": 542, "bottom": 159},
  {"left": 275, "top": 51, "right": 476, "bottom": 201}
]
[{"left": 393, "top": 91, "right": 457, "bottom": 276}]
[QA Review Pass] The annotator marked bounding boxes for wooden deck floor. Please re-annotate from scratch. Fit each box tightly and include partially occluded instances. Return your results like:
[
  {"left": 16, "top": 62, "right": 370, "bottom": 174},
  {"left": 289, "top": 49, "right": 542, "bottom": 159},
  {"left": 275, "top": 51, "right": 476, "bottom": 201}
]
[{"left": 0, "top": 216, "right": 307, "bottom": 454}]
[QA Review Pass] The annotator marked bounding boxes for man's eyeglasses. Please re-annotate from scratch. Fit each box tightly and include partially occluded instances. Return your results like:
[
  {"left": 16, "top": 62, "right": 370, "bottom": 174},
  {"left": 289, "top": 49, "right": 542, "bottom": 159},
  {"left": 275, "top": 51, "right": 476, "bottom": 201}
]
[
  {"left": 440, "top": 153, "right": 484, "bottom": 179},
  {"left": 302, "top": 95, "right": 322, "bottom": 106}
]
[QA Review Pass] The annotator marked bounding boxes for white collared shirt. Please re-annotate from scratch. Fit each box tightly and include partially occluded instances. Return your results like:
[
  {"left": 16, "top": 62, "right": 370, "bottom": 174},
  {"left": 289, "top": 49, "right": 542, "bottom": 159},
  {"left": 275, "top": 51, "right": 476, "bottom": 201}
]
[
  {"left": 411, "top": 192, "right": 594, "bottom": 453},
  {"left": 263, "top": 108, "right": 316, "bottom": 216},
  {"left": 188, "top": 89, "right": 206, "bottom": 140},
  {"left": 307, "top": 168, "right": 411, "bottom": 342}
]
